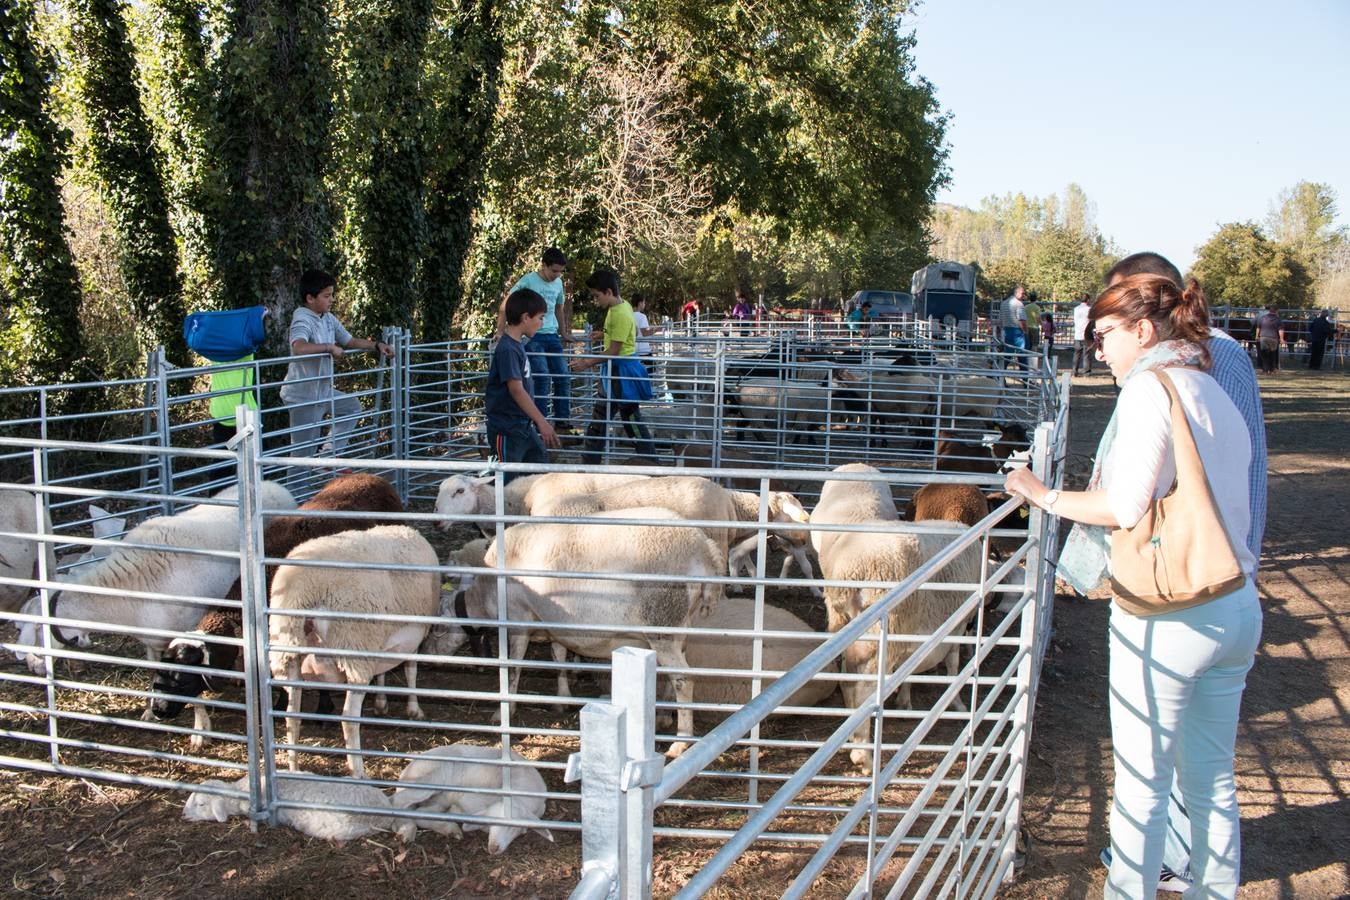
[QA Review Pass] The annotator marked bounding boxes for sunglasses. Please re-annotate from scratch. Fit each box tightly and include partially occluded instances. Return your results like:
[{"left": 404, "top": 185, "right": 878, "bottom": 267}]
[{"left": 1092, "top": 322, "right": 1123, "bottom": 350}]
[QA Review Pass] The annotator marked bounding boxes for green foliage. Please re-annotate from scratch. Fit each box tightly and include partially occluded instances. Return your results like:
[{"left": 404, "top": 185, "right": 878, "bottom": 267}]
[
  {"left": 0, "top": 0, "right": 86, "bottom": 386},
  {"left": 330, "top": 0, "right": 432, "bottom": 339},
  {"left": 1266, "top": 181, "right": 1345, "bottom": 277},
  {"left": 1191, "top": 222, "right": 1313, "bottom": 308},
  {"left": 214, "top": 0, "right": 335, "bottom": 351},
  {"left": 69, "top": 0, "right": 186, "bottom": 360}
]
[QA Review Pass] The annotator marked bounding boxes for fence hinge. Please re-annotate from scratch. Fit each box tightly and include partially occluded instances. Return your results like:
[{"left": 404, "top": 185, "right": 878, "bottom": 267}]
[{"left": 620, "top": 755, "right": 665, "bottom": 791}]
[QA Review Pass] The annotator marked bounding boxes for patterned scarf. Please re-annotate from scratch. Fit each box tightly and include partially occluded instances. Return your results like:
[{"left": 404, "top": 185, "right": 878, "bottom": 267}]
[{"left": 1056, "top": 339, "right": 1207, "bottom": 595}]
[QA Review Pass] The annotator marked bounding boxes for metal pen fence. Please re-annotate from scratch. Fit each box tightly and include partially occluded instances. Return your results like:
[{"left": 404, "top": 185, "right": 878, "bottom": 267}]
[{"left": 0, "top": 331, "right": 1067, "bottom": 898}]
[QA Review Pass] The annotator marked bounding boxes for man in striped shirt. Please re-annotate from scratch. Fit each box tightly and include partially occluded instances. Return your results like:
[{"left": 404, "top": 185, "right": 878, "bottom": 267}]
[{"left": 1096, "top": 251, "right": 1268, "bottom": 891}]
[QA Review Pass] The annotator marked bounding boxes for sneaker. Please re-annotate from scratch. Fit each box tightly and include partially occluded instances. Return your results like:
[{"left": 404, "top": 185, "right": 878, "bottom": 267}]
[{"left": 1098, "top": 847, "right": 1192, "bottom": 893}]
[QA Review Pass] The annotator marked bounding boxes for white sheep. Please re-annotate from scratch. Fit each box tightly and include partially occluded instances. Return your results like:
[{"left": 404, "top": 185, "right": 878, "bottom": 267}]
[
  {"left": 685, "top": 595, "right": 836, "bottom": 709},
  {"left": 434, "top": 471, "right": 649, "bottom": 531},
  {"left": 14, "top": 483, "right": 296, "bottom": 705},
  {"left": 0, "top": 488, "right": 58, "bottom": 613},
  {"left": 392, "top": 743, "right": 555, "bottom": 854},
  {"left": 812, "top": 468, "right": 981, "bottom": 772},
  {"left": 724, "top": 488, "right": 817, "bottom": 594},
  {"left": 808, "top": 463, "right": 898, "bottom": 562},
  {"left": 531, "top": 475, "right": 736, "bottom": 560},
  {"left": 183, "top": 773, "right": 415, "bottom": 842},
  {"left": 268, "top": 524, "right": 441, "bottom": 778},
  {"left": 729, "top": 372, "right": 856, "bottom": 445},
  {"left": 463, "top": 507, "right": 725, "bottom": 757}
]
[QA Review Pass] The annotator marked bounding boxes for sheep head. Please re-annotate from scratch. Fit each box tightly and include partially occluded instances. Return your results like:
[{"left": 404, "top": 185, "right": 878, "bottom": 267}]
[{"left": 434, "top": 475, "right": 493, "bottom": 532}]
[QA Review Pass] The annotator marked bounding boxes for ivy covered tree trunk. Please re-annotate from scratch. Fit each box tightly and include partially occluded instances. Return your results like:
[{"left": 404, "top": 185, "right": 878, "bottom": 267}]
[
  {"left": 139, "top": 0, "right": 229, "bottom": 312},
  {"left": 0, "top": 0, "right": 86, "bottom": 386},
  {"left": 332, "top": 0, "right": 432, "bottom": 339},
  {"left": 216, "top": 0, "right": 334, "bottom": 351},
  {"left": 419, "top": 0, "right": 506, "bottom": 341},
  {"left": 70, "top": 0, "right": 188, "bottom": 361}
]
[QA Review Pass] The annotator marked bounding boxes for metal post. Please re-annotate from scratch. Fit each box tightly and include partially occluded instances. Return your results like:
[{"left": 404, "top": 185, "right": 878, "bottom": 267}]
[
  {"left": 613, "top": 647, "right": 659, "bottom": 899},
  {"left": 235, "top": 407, "right": 276, "bottom": 827},
  {"left": 31, "top": 446, "right": 59, "bottom": 765},
  {"left": 570, "top": 701, "right": 627, "bottom": 900},
  {"left": 152, "top": 347, "right": 173, "bottom": 513},
  {"left": 1000, "top": 422, "right": 1053, "bottom": 881},
  {"left": 711, "top": 351, "right": 726, "bottom": 468}
]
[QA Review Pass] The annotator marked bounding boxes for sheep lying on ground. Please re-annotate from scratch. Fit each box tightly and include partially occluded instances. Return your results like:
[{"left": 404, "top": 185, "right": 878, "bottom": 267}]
[
  {"left": 268, "top": 524, "right": 440, "bottom": 778},
  {"left": 462, "top": 508, "right": 724, "bottom": 757},
  {"left": 150, "top": 474, "right": 403, "bottom": 741},
  {"left": 811, "top": 466, "right": 982, "bottom": 773},
  {"left": 903, "top": 483, "right": 990, "bottom": 527},
  {"left": 184, "top": 773, "right": 415, "bottom": 842},
  {"left": 0, "top": 489, "right": 59, "bottom": 613},
  {"left": 15, "top": 483, "right": 296, "bottom": 710},
  {"left": 685, "top": 596, "right": 836, "bottom": 710},
  {"left": 392, "top": 743, "right": 554, "bottom": 854},
  {"left": 434, "top": 471, "right": 649, "bottom": 531},
  {"left": 531, "top": 475, "right": 736, "bottom": 560}
]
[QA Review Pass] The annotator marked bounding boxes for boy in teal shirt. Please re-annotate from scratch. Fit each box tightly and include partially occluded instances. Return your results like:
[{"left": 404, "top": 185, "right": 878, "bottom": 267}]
[{"left": 570, "top": 269, "right": 658, "bottom": 462}]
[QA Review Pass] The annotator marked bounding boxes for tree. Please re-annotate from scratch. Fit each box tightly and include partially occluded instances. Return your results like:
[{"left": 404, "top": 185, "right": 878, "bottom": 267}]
[
  {"left": 0, "top": 0, "right": 86, "bottom": 386},
  {"left": 1266, "top": 181, "right": 1345, "bottom": 277},
  {"left": 69, "top": 0, "right": 187, "bottom": 359},
  {"left": 1028, "top": 225, "right": 1102, "bottom": 301},
  {"left": 214, "top": 0, "right": 335, "bottom": 350},
  {"left": 1191, "top": 222, "right": 1313, "bottom": 308}
]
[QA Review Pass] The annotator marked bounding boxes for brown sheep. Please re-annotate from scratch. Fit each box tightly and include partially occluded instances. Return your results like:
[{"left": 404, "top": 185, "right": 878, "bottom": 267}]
[{"left": 903, "top": 482, "right": 990, "bottom": 527}]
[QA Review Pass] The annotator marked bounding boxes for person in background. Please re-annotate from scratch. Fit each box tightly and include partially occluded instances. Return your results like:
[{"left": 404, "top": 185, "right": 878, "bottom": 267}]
[
  {"left": 1072, "top": 292, "right": 1094, "bottom": 375},
  {"left": 571, "top": 269, "right": 659, "bottom": 462},
  {"left": 1040, "top": 311, "right": 1055, "bottom": 357},
  {"left": 680, "top": 297, "right": 701, "bottom": 320},
  {"left": 631, "top": 294, "right": 666, "bottom": 399},
  {"left": 503, "top": 247, "right": 578, "bottom": 434},
  {"left": 1092, "top": 250, "right": 1270, "bottom": 894},
  {"left": 280, "top": 269, "right": 392, "bottom": 469},
  {"left": 485, "top": 289, "right": 560, "bottom": 482},
  {"left": 1255, "top": 304, "right": 1283, "bottom": 374},
  {"left": 1024, "top": 291, "right": 1043, "bottom": 351},
  {"left": 1000, "top": 285, "right": 1028, "bottom": 368},
  {"left": 731, "top": 289, "right": 752, "bottom": 334},
  {"left": 1008, "top": 273, "right": 1260, "bottom": 900},
  {"left": 1307, "top": 309, "right": 1333, "bottom": 370}
]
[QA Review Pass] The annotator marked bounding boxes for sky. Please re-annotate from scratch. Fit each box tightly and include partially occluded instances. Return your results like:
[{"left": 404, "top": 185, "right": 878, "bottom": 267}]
[{"left": 908, "top": 1, "right": 1350, "bottom": 272}]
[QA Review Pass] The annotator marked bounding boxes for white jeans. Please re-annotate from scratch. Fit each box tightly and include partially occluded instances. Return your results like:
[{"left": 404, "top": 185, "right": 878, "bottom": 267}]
[{"left": 1104, "top": 580, "right": 1261, "bottom": 900}]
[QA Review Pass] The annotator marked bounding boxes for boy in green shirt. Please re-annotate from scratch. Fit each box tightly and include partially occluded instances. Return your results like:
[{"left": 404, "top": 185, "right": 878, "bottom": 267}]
[{"left": 570, "top": 269, "right": 658, "bottom": 462}]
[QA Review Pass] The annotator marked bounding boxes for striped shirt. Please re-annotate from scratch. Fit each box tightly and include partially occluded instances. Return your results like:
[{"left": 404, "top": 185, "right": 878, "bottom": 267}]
[{"left": 1208, "top": 328, "right": 1267, "bottom": 564}]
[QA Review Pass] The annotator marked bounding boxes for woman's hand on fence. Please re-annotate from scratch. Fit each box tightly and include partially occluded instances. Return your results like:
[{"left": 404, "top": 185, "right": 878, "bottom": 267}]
[{"left": 1004, "top": 466, "right": 1047, "bottom": 507}]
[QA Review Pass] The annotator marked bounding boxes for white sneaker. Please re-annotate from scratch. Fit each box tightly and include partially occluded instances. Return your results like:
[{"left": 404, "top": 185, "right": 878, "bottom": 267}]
[{"left": 1099, "top": 847, "right": 1192, "bottom": 893}]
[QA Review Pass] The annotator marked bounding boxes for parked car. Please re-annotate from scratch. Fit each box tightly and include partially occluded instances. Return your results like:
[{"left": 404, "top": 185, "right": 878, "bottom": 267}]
[{"left": 846, "top": 290, "right": 914, "bottom": 320}]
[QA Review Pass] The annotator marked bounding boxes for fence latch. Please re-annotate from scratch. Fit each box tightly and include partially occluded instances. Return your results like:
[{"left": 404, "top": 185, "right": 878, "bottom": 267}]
[{"left": 620, "top": 755, "right": 665, "bottom": 792}]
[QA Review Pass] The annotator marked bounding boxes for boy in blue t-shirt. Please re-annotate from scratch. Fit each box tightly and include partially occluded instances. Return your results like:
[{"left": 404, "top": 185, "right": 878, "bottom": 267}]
[{"left": 485, "top": 289, "right": 560, "bottom": 481}]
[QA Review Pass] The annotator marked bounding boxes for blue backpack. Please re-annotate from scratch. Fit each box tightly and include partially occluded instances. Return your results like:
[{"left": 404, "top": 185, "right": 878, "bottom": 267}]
[{"left": 183, "top": 306, "right": 268, "bottom": 362}]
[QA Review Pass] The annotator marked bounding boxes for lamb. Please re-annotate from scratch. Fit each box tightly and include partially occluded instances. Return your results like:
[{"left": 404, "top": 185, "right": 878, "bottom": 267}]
[
  {"left": 434, "top": 471, "right": 649, "bottom": 531},
  {"left": 268, "top": 524, "right": 441, "bottom": 778},
  {"left": 0, "top": 488, "right": 59, "bottom": 613},
  {"left": 461, "top": 508, "right": 725, "bottom": 757},
  {"left": 392, "top": 743, "right": 555, "bottom": 854},
  {"left": 724, "top": 488, "right": 818, "bottom": 594},
  {"left": 685, "top": 596, "right": 836, "bottom": 709},
  {"left": 15, "top": 482, "right": 297, "bottom": 704},
  {"left": 149, "top": 474, "right": 402, "bottom": 742},
  {"left": 934, "top": 423, "right": 1027, "bottom": 475},
  {"left": 903, "top": 482, "right": 990, "bottom": 527},
  {"left": 811, "top": 467, "right": 982, "bottom": 773},
  {"left": 184, "top": 773, "right": 415, "bottom": 842},
  {"left": 531, "top": 475, "right": 737, "bottom": 560}
]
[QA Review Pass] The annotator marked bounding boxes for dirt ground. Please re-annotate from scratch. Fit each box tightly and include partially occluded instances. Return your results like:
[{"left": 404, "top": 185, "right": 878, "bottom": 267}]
[{"left": 1, "top": 369, "right": 1346, "bottom": 898}]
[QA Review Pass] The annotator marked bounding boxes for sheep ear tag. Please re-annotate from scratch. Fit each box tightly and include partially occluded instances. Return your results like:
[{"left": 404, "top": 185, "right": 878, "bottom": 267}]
[{"left": 782, "top": 499, "right": 809, "bottom": 523}]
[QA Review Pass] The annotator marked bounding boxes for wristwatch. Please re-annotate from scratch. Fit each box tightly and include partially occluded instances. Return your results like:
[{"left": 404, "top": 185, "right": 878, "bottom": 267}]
[{"left": 1041, "top": 489, "right": 1060, "bottom": 511}]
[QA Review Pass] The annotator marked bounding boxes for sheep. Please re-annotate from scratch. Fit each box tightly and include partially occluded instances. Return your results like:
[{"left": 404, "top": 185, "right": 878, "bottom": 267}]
[
  {"left": 0, "top": 488, "right": 59, "bottom": 613},
  {"left": 724, "top": 488, "right": 818, "bottom": 595},
  {"left": 434, "top": 471, "right": 649, "bottom": 531},
  {"left": 184, "top": 773, "right": 415, "bottom": 842},
  {"left": 147, "top": 474, "right": 402, "bottom": 741},
  {"left": 392, "top": 743, "right": 555, "bottom": 854},
  {"left": 15, "top": 483, "right": 297, "bottom": 707},
  {"left": 727, "top": 371, "right": 858, "bottom": 446},
  {"left": 812, "top": 469, "right": 982, "bottom": 773},
  {"left": 902, "top": 483, "right": 990, "bottom": 527},
  {"left": 934, "top": 423, "right": 1027, "bottom": 475},
  {"left": 268, "top": 524, "right": 441, "bottom": 778},
  {"left": 462, "top": 507, "right": 725, "bottom": 757},
  {"left": 531, "top": 475, "right": 737, "bottom": 560},
  {"left": 807, "top": 463, "right": 898, "bottom": 562},
  {"left": 685, "top": 595, "right": 836, "bottom": 710}
]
